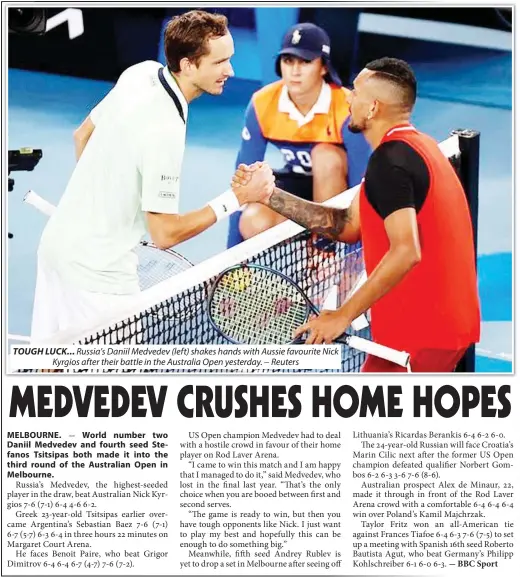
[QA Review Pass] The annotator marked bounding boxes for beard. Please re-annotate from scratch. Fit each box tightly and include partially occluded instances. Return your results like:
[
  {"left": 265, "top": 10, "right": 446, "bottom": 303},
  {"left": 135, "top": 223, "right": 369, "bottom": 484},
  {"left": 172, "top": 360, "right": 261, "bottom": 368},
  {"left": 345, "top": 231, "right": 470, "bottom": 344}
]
[{"left": 347, "top": 119, "right": 365, "bottom": 134}]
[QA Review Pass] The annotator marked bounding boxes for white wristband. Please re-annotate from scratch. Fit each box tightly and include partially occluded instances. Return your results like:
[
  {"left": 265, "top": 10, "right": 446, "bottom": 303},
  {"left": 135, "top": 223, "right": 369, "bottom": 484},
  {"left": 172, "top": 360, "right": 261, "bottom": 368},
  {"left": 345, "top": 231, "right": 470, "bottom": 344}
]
[{"left": 207, "top": 189, "right": 240, "bottom": 221}]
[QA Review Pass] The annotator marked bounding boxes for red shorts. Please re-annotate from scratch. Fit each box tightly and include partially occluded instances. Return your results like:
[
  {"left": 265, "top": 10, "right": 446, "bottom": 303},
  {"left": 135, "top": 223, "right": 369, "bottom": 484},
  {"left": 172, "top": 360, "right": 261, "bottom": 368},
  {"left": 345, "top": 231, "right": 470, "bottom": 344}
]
[{"left": 361, "top": 347, "right": 468, "bottom": 373}]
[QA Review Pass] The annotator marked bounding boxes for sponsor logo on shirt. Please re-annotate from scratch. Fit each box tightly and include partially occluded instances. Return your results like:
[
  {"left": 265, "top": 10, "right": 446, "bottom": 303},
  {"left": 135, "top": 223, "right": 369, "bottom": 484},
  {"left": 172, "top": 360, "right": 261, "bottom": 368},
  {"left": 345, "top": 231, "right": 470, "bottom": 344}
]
[
  {"left": 161, "top": 174, "right": 179, "bottom": 183},
  {"left": 159, "top": 191, "right": 177, "bottom": 199},
  {"left": 242, "top": 126, "right": 251, "bottom": 141}
]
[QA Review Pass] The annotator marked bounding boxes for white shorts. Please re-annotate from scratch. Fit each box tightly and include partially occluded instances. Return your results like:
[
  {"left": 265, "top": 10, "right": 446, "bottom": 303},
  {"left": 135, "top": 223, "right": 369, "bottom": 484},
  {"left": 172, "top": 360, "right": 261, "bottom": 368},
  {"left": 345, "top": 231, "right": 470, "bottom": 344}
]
[{"left": 31, "top": 255, "right": 140, "bottom": 344}]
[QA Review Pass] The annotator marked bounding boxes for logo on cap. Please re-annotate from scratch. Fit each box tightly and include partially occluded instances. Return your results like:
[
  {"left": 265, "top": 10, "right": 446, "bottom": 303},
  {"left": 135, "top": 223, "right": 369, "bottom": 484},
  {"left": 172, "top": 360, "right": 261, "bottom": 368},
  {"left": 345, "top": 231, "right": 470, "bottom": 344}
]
[
  {"left": 291, "top": 29, "right": 301, "bottom": 45},
  {"left": 322, "top": 44, "right": 330, "bottom": 55}
]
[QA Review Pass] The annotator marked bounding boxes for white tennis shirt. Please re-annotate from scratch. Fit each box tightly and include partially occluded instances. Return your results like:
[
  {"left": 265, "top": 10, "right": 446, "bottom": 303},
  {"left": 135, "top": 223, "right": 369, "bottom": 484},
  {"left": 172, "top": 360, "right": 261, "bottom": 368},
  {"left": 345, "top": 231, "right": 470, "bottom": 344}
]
[{"left": 39, "top": 61, "right": 188, "bottom": 294}]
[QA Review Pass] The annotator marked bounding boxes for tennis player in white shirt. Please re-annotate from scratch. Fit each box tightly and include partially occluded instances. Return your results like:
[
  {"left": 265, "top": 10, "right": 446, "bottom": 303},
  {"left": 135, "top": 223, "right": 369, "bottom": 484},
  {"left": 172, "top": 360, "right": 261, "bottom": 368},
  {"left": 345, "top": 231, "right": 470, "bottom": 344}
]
[{"left": 31, "top": 10, "right": 274, "bottom": 342}]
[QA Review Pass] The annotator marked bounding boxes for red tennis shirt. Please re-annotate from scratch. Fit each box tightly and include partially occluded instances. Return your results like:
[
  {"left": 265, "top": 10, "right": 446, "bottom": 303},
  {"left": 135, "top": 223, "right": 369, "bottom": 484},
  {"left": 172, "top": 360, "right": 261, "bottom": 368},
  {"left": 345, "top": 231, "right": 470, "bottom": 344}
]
[{"left": 359, "top": 124, "right": 481, "bottom": 352}]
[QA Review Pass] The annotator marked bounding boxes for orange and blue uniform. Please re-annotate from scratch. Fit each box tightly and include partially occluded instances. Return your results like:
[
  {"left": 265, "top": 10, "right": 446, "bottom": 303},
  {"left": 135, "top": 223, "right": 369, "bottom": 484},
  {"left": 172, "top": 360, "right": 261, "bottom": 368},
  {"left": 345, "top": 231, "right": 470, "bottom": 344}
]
[{"left": 227, "top": 80, "right": 371, "bottom": 247}]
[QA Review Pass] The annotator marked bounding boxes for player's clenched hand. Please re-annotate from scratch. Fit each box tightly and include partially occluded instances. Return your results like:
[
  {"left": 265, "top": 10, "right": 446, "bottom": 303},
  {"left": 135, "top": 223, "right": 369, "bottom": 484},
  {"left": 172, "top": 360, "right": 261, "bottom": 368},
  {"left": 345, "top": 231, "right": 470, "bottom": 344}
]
[
  {"left": 231, "top": 162, "right": 259, "bottom": 187},
  {"left": 231, "top": 162, "right": 274, "bottom": 204},
  {"left": 294, "top": 309, "right": 351, "bottom": 344}
]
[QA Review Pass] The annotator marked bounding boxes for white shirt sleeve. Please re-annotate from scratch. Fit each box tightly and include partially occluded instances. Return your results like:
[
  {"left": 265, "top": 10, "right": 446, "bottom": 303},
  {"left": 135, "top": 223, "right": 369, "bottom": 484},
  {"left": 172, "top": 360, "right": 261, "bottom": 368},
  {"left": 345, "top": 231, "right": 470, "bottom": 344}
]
[
  {"left": 140, "top": 124, "right": 185, "bottom": 214},
  {"left": 90, "top": 94, "right": 110, "bottom": 126},
  {"left": 90, "top": 63, "right": 141, "bottom": 126},
  {"left": 90, "top": 90, "right": 116, "bottom": 126},
  {"left": 91, "top": 61, "right": 163, "bottom": 126}
]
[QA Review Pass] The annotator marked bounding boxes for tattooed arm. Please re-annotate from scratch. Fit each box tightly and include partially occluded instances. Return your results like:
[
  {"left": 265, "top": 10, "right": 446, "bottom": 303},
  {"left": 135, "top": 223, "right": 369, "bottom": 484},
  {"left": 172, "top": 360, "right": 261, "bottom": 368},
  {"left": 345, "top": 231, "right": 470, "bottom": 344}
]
[
  {"left": 231, "top": 163, "right": 361, "bottom": 243},
  {"left": 267, "top": 187, "right": 361, "bottom": 244}
]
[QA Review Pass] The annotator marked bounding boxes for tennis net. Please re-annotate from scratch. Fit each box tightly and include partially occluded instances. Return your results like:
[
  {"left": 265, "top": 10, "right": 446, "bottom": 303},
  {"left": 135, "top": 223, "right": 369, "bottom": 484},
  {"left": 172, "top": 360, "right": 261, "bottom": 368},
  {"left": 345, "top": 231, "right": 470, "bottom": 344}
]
[{"left": 34, "top": 133, "right": 465, "bottom": 372}]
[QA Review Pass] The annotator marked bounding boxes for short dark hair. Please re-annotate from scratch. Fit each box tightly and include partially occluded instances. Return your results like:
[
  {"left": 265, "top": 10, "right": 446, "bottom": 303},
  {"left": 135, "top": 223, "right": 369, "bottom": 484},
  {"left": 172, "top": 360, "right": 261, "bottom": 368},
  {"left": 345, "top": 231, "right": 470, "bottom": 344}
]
[
  {"left": 365, "top": 57, "right": 417, "bottom": 109},
  {"left": 164, "top": 10, "right": 229, "bottom": 73}
]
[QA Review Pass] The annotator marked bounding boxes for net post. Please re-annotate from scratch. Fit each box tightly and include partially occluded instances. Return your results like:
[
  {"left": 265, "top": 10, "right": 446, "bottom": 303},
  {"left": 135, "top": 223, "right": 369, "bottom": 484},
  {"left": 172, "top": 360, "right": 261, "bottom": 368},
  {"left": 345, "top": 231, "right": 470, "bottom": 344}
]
[{"left": 451, "top": 129, "right": 480, "bottom": 373}]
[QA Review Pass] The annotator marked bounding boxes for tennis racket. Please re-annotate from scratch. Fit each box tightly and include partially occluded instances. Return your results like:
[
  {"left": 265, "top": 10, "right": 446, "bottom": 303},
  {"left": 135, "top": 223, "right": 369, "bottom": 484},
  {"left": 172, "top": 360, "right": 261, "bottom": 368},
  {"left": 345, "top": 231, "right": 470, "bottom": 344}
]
[
  {"left": 23, "top": 190, "right": 194, "bottom": 289},
  {"left": 207, "top": 264, "right": 410, "bottom": 368}
]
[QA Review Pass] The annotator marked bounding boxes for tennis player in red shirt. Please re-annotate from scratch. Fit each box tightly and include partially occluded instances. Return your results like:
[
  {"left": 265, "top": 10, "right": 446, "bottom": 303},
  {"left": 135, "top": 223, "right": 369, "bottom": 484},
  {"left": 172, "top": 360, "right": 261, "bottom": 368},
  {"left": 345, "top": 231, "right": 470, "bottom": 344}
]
[{"left": 233, "top": 57, "right": 480, "bottom": 373}]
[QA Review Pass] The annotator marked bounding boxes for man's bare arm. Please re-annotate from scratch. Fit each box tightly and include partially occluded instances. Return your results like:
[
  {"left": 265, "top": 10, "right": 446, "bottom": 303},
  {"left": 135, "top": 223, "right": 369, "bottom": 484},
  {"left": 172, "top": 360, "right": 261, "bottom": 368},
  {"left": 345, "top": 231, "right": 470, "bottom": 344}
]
[
  {"left": 267, "top": 187, "right": 361, "bottom": 243},
  {"left": 73, "top": 115, "right": 95, "bottom": 161}
]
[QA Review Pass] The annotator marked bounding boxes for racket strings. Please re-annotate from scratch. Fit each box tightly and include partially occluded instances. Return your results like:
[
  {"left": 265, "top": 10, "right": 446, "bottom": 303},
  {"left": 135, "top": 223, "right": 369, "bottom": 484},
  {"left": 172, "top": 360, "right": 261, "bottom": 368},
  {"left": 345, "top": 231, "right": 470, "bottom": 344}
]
[
  {"left": 135, "top": 243, "right": 192, "bottom": 290},
  {"left": 135, "top": 242, "right": 203, "bottom": 323},
  {"left": 211, "top": 268, "right": 308, "bottom": 344},
  {"left": 212, "top": 277, "right": 278, "bottom": 344}
]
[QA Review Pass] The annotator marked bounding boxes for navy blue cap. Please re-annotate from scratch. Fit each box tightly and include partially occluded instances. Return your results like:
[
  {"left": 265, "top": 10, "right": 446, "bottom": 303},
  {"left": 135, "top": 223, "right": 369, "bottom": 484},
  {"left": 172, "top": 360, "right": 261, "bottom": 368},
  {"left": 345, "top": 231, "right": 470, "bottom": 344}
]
[{"left": 275, "top": 23, "right": 342, "bottom": 86}]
